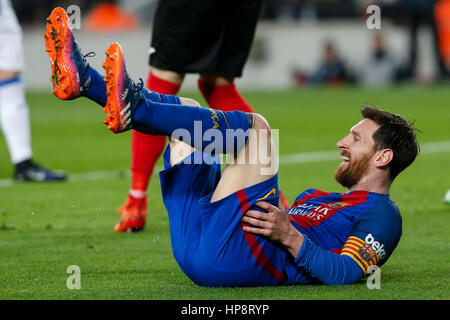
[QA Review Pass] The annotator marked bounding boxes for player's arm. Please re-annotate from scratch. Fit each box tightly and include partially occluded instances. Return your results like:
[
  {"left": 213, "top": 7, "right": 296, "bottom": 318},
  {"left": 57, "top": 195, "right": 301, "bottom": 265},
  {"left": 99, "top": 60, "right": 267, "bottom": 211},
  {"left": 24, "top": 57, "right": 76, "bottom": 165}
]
[
  {"left": 242, "top": 201, "right": 364, "bottom": 285},
  {"left": 294, "top": 236, "right": 364, "bottom": 285},
  {"left": 243, "top": 200, "right": 401, "bottom": 285},
  {"left": 242, "top": 201, "right": 304, "bottom": 256}
]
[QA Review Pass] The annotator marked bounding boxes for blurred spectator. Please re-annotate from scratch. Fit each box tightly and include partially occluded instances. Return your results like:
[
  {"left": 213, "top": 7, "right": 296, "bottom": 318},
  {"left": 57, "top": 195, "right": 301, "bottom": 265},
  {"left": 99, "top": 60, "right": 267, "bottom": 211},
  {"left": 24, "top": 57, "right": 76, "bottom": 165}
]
[
  {"left": 358, "top": 33, "right": 397, "bottom": 87},
  {"left": 310, "top": 41, "right": 350, "bottom": 84},
  {"left": 292, "top": 41, "right": 351, "bottom": 86}
]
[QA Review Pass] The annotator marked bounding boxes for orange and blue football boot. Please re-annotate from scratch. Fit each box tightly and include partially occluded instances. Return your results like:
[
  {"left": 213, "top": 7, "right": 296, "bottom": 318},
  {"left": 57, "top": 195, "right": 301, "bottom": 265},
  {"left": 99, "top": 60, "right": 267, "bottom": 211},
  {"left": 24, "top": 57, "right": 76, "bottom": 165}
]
[
  {"left": 44, "top": 7, "right": 93, "bottom": 100},
  {"left": 102, "top": 42, "right": 144, "bottom": 133},
  {"left": 115, "top": 194, "right": 147, "bottom": 232}
]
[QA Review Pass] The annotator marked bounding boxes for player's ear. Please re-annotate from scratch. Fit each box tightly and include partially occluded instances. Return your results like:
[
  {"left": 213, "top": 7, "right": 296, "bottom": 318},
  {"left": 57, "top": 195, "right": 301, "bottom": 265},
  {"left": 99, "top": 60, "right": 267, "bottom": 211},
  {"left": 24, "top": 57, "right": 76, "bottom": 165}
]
[{"left": 374, "top": 148, "right": 393, "bottom": 168}]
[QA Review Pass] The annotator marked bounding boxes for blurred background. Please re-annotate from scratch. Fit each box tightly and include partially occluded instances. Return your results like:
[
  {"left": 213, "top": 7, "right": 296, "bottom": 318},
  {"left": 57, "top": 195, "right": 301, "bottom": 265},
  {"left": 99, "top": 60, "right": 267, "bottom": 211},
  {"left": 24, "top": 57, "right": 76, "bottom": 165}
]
[{"left": 13, "top": 0, "right": 450, "bottom": 90}]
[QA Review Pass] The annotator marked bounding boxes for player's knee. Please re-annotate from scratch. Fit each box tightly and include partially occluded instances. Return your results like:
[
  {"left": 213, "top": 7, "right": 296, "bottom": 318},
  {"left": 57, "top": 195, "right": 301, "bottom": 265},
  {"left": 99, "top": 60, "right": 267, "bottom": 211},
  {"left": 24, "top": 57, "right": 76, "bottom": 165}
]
[
  {"left": 199, "top": 74, "right": 234, "bottom": 86},
  {"left": 251, "top": 113, "right": 272, "bottom": 136},
  {"left": 151, "top": 68, "right": 184, "bottom": 85},
  {"left": 179, "top": 97, "right": 201, "bottom": 107}
]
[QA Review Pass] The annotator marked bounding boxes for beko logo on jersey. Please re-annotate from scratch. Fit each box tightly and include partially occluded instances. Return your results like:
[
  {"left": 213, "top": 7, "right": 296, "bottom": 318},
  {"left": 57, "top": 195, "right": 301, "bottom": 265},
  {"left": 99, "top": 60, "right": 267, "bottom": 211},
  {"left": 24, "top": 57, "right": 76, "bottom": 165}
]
[{"left": 365, "top": 233, "right": 386, "bottom": 260}]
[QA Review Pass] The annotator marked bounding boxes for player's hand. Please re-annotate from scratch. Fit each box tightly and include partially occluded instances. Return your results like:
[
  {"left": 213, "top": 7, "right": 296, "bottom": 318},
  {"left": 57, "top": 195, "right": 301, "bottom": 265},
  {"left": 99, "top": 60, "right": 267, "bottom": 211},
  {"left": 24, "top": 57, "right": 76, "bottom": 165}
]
[{"left": 241, "top": 201, "right": 304, "bottom": 257}]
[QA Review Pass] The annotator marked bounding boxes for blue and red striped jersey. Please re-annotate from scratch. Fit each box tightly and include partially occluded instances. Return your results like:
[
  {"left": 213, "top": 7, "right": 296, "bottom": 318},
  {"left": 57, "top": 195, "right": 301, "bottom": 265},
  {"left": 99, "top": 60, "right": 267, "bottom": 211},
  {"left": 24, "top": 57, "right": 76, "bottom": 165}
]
[{"left": 288, "top": 188, "right": 402, "bottom": 274}]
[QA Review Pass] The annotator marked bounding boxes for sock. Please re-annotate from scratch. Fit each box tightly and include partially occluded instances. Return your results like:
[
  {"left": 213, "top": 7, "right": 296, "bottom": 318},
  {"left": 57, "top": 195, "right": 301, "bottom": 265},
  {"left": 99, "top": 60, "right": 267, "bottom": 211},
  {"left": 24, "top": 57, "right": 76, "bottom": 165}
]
[
  {"left": 198, "top": 80, "right": 254, "bottom": 113},
  {"left": 0, "top": 77, "right": 33, "bottom": 164},
  {"left": 132, "top": 96, "right": 251, "bottom": 154},
  {"left": 14, "top": 158, "right": 33, "bottom": 173},
  {"left": 129, "top": 189, "right": 147, "bottom": 199},
  {"left": 130, "top": 70, "right": 181, "bottom": 191},
  {"left": 83, "top": 65, "right": 107, "bottom": 107}
]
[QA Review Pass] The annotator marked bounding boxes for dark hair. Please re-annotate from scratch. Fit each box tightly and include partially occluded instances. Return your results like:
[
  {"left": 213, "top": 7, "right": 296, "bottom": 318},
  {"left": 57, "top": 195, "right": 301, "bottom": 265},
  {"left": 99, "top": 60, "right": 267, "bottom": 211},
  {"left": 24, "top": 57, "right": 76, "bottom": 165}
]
[{"left": 361, "top": 104, "right": 420, "bottom": 181}]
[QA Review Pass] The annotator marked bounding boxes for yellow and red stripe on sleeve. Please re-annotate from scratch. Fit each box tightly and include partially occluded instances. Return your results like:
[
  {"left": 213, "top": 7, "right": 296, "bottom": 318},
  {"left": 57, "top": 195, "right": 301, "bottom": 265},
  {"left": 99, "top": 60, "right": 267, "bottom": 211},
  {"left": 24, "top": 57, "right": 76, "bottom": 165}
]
[{"left": 340, "top": 236, "right": 380, "bottom": 275}]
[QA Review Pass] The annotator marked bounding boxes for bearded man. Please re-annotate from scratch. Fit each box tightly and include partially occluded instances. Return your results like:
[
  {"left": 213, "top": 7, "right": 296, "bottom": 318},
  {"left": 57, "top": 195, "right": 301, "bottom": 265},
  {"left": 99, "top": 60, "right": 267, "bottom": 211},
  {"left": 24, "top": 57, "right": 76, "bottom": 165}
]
[{"left": 44, "top": 8, "right": 419, "bottom": 285}]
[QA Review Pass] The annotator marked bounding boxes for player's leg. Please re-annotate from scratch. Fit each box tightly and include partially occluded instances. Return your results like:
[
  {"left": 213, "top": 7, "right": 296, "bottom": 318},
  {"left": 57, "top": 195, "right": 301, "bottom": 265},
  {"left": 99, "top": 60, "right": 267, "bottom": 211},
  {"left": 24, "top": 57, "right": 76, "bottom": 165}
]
[
  {"left": 99, "top": 42, "right": 277, "bottom": 200},
  {"left": 0, "top": 2, "right": 31, "bottom": 168},
  {"left": 118, "top": 0, "right": 193, "bottom": 232},
  {"left": 198, "top": 74, "right": 253, "bottom": 113},
  {"left": 197, "top": 0, "right": 260, "bottom": 114},
  {"left": 0, "top": 71, "right": 32, "bottom": 168},
  {"left": 0, "top": 75, "right": 67, "bottom": 182},
  {"left": 100, "top": 41, "right": 253, "bottom": 158},
  {"left": 0, "top": 2, "right": 66, "bottom": 182},
  {"left": 210, "top": 113, "right": 278, "bottom": 202},
  {"left": 199, "top": 74, "right": 289, "bottom": 209}
]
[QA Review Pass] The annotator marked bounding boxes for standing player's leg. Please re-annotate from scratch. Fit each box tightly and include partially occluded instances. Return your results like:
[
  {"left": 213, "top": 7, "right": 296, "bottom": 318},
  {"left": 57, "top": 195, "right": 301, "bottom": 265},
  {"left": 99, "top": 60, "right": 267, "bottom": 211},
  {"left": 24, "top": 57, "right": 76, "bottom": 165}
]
[
  {"left": 199, "top": 0, "right": 288, "bottom": 209},
  {"left": 0, "top": 73, "right": 66, "bottom": 182},
  {"left": 0, "top": 1, "right": 66, "bottom": 182},
  {"left": 198, "top": 74, "right": 253, "bottom": 113},
  {"left": 196, "top": 0, "right": 260, "bottom": 114},
  {"left": 0, "top": 72, "right": 32, "bottom": 168}
]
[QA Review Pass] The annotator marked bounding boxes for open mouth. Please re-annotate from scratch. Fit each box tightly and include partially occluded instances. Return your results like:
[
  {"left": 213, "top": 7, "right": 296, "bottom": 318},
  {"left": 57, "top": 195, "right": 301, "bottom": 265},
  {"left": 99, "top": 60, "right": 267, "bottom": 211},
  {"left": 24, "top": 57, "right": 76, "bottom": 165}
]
[{"left": 339, "top": 152, "right": 350, "bottom": 166}]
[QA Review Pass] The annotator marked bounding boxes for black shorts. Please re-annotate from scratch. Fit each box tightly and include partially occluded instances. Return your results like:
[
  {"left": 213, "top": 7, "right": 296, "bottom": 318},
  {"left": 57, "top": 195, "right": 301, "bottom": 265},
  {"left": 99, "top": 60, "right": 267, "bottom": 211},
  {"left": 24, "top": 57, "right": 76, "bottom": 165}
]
[{"left": 149, "top": 0, "right": 262, "bottom": 77}]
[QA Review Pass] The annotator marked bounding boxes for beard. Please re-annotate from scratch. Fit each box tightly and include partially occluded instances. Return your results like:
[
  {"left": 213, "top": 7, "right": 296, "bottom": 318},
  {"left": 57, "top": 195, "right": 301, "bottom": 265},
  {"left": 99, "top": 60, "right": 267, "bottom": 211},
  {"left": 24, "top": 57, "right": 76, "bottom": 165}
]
[{"left": 334, "top": 150, "right": 371, "bottom": 189}]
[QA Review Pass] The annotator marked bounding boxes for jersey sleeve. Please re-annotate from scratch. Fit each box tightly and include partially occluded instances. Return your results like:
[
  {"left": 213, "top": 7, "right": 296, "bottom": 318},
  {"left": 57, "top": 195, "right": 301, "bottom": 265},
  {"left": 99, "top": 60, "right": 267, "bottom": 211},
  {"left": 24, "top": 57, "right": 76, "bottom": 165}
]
[
  {"left": 340, "top": 196, "right": 402, "bottom": 275},
  {"left": 295, "top": 236, "right": 364, "bottom": 285},
  {"left": 294, "top": 195, "right": 402, "bottom": 285}
]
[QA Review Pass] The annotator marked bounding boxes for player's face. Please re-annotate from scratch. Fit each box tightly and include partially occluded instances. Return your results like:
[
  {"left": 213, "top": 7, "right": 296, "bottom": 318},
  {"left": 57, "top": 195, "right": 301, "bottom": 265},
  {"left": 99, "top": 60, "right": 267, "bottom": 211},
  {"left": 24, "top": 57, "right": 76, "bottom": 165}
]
[{"left": 334, "top": 119, "right": 380, "bottom": 189}]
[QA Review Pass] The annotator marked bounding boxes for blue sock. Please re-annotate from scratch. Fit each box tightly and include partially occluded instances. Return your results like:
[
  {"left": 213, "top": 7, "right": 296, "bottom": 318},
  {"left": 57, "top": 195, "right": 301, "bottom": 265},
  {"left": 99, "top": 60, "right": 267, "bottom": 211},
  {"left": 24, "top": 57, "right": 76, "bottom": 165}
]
[
  {"left": 83, "top": 66, "right": 107, "bottom": 107},
  {"left": 132, "top": 96, "right": 251, "bottom": 154},
  {"left": 81, "top": 70, "right": 174, "bottom": 109}
]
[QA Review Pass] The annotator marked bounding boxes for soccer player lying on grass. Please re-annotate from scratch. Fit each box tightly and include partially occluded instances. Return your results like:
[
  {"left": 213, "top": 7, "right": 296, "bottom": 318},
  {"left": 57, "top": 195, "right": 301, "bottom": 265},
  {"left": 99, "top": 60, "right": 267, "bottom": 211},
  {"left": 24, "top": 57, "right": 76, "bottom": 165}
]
[{"left": 45, "top": 8, "right": 419, "bottom": 286}]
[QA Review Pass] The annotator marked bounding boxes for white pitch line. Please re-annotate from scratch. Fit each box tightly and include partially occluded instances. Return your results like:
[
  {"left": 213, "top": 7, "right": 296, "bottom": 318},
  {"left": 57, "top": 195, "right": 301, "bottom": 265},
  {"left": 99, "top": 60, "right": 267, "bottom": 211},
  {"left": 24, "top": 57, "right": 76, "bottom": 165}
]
[{"left": 0, "top": 140, "right": 449, "bottom": 188}]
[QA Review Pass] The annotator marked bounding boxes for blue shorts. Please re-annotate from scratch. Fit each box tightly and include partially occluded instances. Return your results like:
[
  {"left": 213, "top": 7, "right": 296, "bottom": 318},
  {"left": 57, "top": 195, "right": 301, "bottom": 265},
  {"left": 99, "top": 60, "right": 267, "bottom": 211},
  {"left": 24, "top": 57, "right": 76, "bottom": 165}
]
[{"left": 159, "top": 146, "right": 310, "bottom": 287}]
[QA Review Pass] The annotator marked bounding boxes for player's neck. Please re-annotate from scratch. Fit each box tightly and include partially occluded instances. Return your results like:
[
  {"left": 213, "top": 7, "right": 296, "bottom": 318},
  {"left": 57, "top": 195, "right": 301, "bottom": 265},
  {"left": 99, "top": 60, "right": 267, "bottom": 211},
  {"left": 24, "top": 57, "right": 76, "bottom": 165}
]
[{"left": 346, "top": 173, "right": 391, "bottom": 195}]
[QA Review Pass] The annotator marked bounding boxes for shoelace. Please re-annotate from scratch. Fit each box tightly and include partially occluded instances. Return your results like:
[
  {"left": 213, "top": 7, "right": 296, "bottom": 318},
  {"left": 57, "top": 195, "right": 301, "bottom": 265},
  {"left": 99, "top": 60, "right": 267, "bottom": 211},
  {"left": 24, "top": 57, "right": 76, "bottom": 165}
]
[
  {"left": 70, "top": 50, "right": 96, "bottom": 64},
  {"left": 83, "top": 51, "right": 96, "bottom": 59},
  {"left": 70, "top": 51, "right": 96, "bottom": 92},
  {"left": 134, "top": 78, "right": 144, "bottom": 93}
]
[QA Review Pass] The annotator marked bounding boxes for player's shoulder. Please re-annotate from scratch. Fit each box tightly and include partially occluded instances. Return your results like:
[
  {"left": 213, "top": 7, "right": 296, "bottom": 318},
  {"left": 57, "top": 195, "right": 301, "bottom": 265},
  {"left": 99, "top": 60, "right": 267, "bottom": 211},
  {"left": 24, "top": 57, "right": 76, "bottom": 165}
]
[
  {"left": 353, "top": 193, "right": 402, "bottom": 250},
  {"left": 294, "top": 188, "right": 333, "bottom": 201},
  {"left": 357, "top": 193, "right": 402, "bottom": 229}
]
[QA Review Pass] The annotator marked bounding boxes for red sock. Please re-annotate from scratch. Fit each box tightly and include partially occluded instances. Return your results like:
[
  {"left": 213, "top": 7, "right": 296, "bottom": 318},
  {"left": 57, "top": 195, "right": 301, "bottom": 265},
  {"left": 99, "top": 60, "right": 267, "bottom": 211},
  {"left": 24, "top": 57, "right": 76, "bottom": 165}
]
[
  {"left": 198, "top": 80, "right": 254, "bottom": 113},
  {"left": 130, "top": 70, "right": 181, "bottom": 192}
]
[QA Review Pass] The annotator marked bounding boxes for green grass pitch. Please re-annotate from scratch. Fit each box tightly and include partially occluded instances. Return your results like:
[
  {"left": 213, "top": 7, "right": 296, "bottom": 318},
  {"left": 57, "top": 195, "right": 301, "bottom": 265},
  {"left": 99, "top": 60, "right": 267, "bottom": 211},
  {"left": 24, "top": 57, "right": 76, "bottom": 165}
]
[{"left": 0, "top": 86, "right": 449, "bottom": 299}]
